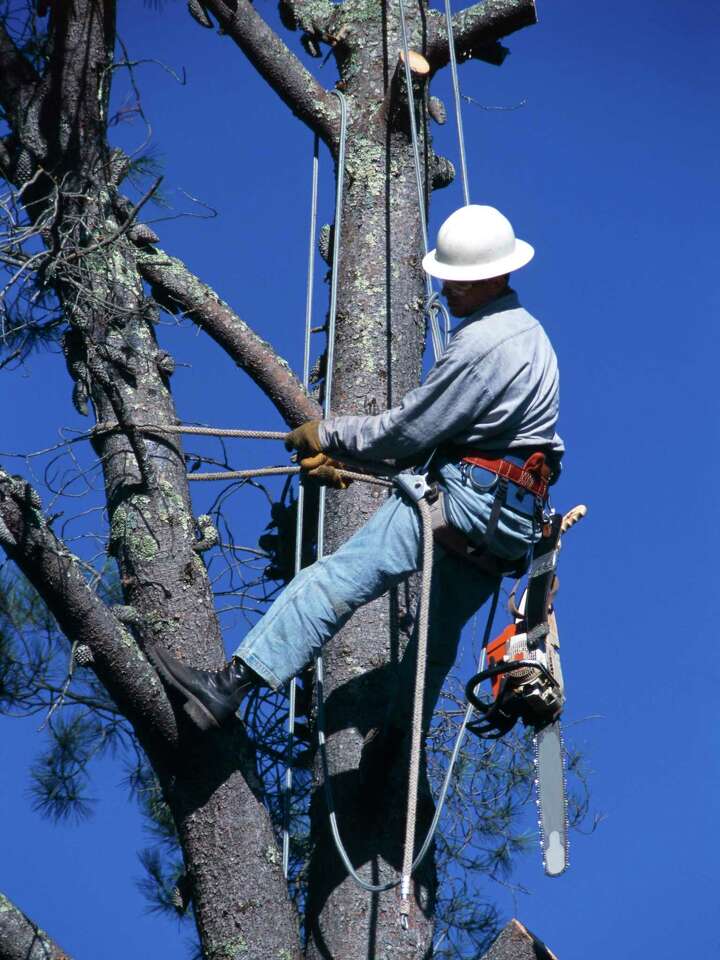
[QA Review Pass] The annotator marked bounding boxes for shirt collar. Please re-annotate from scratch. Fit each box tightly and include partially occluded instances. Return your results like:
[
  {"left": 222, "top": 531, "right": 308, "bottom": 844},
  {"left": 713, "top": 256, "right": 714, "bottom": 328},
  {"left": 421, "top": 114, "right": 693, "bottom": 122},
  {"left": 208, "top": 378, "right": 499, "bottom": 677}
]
[{"left": 451, "top": 288, "right": 519, "bottom": 334}]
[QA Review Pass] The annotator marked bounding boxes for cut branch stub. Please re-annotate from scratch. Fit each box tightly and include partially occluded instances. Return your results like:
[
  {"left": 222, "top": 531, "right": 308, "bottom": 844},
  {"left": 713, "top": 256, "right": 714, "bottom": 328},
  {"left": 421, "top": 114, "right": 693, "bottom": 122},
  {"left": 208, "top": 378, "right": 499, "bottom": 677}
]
[
  {"left": 481, "top": 919, "right": 558, "bottom": 960},
  {"left": 431, "top": 153, "right": 455, "bottom": 191},
  {"left": 382, "top": 49, "right": 431, "bottom": 130},
  {"left": 428, "top": 95, "right": 447, "bottom": 125},
  {"left": 188, "top": 0, "right": 214, "bottom": 28}
]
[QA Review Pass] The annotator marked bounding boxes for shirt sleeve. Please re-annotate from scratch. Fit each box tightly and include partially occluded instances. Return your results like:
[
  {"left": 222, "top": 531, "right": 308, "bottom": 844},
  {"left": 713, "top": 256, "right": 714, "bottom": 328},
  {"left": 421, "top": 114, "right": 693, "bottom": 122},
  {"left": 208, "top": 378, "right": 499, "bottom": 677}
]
[{"left": 318, "top": 337, "right": 491, "bottom": 461}]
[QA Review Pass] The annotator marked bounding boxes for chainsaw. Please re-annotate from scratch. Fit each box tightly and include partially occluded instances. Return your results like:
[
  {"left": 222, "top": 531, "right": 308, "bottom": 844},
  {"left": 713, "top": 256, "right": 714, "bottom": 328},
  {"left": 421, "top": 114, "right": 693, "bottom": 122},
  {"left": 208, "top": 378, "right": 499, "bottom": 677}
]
[{"left": 465, "top": 504, "right": 587, "bottom": 877}]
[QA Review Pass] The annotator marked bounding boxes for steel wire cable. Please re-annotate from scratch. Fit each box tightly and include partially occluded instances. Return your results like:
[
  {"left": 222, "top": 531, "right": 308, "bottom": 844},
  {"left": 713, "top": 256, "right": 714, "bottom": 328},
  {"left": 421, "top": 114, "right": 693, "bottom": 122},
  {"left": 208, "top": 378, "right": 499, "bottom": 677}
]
[
  {"left": 444, "top": 0, "right": 470, "bottom": 205},
  {"left": 282, "top": 133, "right": 321, "bottom": 879}
]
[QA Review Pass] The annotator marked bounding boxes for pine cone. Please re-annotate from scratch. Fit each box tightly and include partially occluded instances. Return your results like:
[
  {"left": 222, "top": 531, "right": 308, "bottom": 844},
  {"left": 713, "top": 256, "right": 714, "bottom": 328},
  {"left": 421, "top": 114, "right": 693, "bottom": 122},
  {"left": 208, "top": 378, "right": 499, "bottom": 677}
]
[
  {"left": 74, "top": 644, "right": 95, "bottom": 667},
  {"left": 127, "top": 223, "right": 160, "bottom": 245},
  {"left": 72, "top": 379, "right": 90, "bottom": 417},
  {"left": 318, "top": 223, "right": 333, "bottom": 265},
  {"left": 14, "top": 149, "right": 33, "bottom": 185}
]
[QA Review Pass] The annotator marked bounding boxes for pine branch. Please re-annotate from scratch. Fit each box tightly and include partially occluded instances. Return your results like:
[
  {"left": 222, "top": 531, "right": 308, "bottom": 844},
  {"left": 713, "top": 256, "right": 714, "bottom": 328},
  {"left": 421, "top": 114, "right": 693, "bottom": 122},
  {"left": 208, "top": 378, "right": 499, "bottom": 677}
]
[
  {"left": 202, "top": 0, "right": 338, "bottom": 143},
  {"left": 426, "top": 0, "right": 537, "bottom": 72},
  {"left": 0, "top": 891, "right": 71, "bottom": 960},
  {"left": 136, "top": 246, "right": 321, "bottom": 427},
  {"left": 0, "top": 469, "right": 179, "bottom": 752}
]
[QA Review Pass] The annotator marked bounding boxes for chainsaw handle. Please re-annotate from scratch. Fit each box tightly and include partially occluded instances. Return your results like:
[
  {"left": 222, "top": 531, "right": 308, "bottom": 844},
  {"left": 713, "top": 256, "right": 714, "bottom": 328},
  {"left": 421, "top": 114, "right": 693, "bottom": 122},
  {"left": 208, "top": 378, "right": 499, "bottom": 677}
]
[{"left": 560, "top": 504, "right": 587, "bottom": 534}]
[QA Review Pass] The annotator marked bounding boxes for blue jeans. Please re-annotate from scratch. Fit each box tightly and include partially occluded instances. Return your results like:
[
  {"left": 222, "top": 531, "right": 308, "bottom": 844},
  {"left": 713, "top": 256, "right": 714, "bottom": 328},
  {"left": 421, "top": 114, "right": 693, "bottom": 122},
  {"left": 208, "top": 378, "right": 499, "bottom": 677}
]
[{"left": 235, "top": 460, "right": 536, "bottom": 720}]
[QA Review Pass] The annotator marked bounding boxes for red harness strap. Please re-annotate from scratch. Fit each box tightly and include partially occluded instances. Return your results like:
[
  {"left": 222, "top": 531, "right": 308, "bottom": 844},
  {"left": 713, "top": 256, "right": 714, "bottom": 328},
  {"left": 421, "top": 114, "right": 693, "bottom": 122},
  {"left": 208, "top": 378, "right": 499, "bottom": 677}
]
[{"left": 460, "top": 451, "right": 550, "bottom": 500}]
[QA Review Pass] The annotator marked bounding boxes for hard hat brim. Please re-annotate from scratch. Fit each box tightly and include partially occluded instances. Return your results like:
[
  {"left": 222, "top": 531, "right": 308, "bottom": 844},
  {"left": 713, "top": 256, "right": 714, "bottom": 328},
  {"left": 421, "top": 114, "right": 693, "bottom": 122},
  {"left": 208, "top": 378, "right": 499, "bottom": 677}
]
[{"left": 422, "top": 238, "right": 535, "bottom": 282}]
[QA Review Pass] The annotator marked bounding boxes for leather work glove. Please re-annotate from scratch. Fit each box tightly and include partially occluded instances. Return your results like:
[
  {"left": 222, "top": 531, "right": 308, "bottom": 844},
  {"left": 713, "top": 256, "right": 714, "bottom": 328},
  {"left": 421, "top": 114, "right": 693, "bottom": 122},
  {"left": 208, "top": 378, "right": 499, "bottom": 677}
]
[
  {"left": 284, "top": 420, "right": 323, "bottom": 457},
  {"left": 299, "top": 453, "right": 352, "bottom": 491}
]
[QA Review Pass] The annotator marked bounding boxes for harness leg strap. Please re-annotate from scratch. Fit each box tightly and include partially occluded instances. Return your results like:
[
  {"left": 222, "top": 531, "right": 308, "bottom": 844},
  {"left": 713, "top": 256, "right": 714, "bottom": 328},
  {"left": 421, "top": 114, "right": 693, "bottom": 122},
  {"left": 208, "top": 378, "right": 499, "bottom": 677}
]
[{"left": 428, "top": 486, "right": 523, "bottom": 578}]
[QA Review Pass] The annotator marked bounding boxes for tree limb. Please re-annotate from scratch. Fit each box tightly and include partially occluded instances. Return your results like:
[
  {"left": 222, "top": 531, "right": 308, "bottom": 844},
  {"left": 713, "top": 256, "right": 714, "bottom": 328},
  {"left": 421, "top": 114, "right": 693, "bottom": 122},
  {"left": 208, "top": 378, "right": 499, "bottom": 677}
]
[
  {"left": 0, "top": 20, "right": 39, "bottom": 119},
  {"left": 136, "top": 247, "right": 321, "bottom": 427},
  {"left": 426, "top": 0, "right": 537, "bottom": 72},
  {"left": 203, "top": 0, "right": 338, "bottom": 143},
  {"left": 0, "top": 891, "right": 71, "bottom": 960},
  {"left": 0, "top": 469, "right": 179, "bottom": 753}
]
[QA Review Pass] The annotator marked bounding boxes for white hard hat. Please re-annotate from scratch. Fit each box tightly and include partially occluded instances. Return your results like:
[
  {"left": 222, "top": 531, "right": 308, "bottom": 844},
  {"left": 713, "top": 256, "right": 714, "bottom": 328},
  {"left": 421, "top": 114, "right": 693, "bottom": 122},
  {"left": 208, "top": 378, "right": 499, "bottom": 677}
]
[{"left": 422, "top": 205, "right": 534, "bottom": 282}]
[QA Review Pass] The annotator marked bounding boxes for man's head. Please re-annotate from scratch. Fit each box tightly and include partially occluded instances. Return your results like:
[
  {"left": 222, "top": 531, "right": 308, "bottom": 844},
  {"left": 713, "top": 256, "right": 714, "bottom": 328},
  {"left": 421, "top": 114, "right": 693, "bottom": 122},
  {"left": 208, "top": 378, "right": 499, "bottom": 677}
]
[
  {"left": 442, "top": 273, "right": 510, "bottom": 317},
  {"left": 422, "top": 206, "right": 533, "bottom": 313}
]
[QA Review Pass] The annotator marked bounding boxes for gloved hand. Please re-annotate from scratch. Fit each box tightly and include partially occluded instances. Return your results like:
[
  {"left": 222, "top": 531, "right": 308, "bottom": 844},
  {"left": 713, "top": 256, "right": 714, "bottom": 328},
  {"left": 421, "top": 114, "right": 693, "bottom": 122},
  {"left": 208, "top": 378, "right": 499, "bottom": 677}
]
[
  {"left": 284, "top": 420, "right": 323, "bottom": 457},
  {"left": 299, "top": 453, "right": 352, "bottom": 491}
]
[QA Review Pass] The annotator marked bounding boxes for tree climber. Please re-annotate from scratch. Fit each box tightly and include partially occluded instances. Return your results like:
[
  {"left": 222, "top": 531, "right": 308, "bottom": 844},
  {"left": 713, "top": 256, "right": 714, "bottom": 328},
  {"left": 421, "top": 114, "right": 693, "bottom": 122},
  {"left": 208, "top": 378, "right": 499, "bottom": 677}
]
[{"left": 152, "top": 204, "right": 564, "bottom": 735}]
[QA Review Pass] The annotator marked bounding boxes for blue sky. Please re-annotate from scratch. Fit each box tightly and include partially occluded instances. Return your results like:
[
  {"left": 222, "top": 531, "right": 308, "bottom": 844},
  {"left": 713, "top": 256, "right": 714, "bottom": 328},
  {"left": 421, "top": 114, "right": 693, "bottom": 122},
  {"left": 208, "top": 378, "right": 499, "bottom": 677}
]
[{"left": 1, "top": 0, "right": 719, "bottom": 956}]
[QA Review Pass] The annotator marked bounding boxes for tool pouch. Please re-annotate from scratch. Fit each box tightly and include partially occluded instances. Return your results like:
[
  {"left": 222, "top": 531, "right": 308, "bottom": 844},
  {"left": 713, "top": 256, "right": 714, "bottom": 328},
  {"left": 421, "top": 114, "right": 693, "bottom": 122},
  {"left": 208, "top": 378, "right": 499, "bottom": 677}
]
[{"left": 428, "top": 490, "right": 528, "bottom": 578}]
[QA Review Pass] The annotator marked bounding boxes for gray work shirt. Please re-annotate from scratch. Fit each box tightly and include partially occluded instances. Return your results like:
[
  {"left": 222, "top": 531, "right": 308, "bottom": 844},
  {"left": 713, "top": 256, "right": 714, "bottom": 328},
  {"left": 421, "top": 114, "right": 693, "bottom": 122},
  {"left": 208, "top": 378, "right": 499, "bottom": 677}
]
[{"left": 319, "top": 290, "right": 564, "bottom": 462}]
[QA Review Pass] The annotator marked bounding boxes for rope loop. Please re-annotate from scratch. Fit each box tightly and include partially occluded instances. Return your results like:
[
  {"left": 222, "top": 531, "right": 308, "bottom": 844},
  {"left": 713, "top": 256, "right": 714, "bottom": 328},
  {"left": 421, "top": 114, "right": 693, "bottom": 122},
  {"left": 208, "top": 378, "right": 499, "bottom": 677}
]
[{"left": 424, "top": 291, "right": 451, "bottom": 355}]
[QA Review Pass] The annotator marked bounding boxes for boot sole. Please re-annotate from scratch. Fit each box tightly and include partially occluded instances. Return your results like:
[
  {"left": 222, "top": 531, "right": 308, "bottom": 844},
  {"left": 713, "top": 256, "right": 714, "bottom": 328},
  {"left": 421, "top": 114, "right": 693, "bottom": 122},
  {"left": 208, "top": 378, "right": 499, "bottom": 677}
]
[{"left": 150, "top": 647, "right": 220, "bottom": 732}]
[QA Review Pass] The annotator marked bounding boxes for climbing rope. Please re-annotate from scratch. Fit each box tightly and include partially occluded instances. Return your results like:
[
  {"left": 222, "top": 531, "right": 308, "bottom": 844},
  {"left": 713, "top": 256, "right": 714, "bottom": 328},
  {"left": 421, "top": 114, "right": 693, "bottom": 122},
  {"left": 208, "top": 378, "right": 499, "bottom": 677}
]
[
  {"left": 93, "top": 422, "right": 287, "bottom": 441},
  {"left": 186, "top": 466, "right": 391, "bottom": 486},
  {"left": 399, "top": 494, "right": 434, "bottom": 922}
]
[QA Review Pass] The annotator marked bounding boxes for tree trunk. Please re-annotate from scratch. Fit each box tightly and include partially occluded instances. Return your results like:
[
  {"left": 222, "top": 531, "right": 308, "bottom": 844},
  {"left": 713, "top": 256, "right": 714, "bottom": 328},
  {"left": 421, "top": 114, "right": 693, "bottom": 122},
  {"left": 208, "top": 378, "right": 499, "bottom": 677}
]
[{"left": 305, "top": 6, "right": 440, "bottom": 957}]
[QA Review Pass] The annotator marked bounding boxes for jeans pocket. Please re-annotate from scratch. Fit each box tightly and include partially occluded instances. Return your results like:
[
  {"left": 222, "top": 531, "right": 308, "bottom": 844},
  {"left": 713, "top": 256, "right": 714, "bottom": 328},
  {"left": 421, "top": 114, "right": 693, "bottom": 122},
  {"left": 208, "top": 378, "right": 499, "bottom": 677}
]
[{"left": 466, "top": 464, "right": 499, "bottom": 494}]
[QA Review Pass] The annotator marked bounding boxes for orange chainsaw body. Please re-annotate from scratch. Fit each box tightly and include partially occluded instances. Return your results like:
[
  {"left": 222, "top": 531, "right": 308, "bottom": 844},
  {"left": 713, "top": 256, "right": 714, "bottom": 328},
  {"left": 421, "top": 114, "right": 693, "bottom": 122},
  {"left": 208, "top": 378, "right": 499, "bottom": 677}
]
[{"left": 485, "top": 623, "right": 520, "bottom": 700}]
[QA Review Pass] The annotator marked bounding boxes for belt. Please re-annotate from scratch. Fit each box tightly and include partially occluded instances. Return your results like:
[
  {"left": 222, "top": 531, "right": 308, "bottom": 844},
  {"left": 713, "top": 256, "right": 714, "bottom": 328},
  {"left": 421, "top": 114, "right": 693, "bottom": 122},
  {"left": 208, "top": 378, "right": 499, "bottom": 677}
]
[{"left": 460, "top": 450, "right": 550, "bottom": 500}]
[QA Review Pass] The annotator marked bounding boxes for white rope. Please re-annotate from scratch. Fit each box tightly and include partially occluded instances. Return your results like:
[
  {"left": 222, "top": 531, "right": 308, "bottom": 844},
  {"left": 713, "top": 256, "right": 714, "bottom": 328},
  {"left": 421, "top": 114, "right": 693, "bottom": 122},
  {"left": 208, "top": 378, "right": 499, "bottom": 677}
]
[
  {"left": 93, "top": 422, "right": 287, "bottom": 440},
  {"left": 399, "top": 496, "right": 434, "bottom": 924}
]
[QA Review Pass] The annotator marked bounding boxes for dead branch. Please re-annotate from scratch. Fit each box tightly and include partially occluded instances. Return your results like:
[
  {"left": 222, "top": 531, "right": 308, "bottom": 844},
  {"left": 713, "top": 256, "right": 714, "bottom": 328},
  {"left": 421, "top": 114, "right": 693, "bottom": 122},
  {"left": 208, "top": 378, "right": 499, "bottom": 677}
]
[
  {"left": 0, "top": 468, "right": 179, "bottom": 753},
  {"left": 202, "top": 0, "right": 339, "bottom": 144},
  {"left": 426, "top": 0, "right": 537, "bottom": 72}
]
